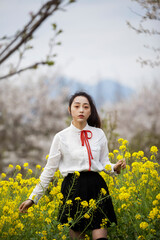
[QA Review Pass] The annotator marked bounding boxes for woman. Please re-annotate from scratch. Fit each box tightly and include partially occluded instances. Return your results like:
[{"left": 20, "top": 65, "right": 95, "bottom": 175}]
[{"left": 19, "top": 91, "right": 126, "bottom": 240}]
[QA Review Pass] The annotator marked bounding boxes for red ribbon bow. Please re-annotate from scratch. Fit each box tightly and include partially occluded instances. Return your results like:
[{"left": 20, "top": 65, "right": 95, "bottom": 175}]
[{"left": 80, "top": 130, "right": 93, "bottom": 171}]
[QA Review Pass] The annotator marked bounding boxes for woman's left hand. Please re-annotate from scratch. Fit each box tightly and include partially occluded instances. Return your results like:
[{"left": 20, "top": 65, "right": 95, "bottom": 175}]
[{"left": 114, "top": 158, "right": 126, "bottom": 174}]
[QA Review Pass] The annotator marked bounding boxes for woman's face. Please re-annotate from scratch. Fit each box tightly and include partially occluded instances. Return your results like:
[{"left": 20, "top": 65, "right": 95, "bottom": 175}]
[{"left": 69, "top": 96, "right": 91, "bottom": 124}]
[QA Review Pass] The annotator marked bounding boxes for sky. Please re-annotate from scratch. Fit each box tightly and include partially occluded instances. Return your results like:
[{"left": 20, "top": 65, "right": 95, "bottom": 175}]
[{"left": 0, "top": 0, "right": 160, "bottom": 89}]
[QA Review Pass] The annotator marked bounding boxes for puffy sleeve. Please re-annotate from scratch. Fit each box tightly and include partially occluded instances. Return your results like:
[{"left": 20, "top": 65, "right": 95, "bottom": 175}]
[
  {"left": 29, "top": 133, "right": 61, "bottom": 204},
  {"left": 99, "top": 131, "right": 117, "bottom": 176}
]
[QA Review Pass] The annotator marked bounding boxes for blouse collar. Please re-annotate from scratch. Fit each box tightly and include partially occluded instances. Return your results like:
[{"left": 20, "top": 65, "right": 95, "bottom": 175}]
[{"left": 70, "top": 121, "right": 90, "bottom": 132}]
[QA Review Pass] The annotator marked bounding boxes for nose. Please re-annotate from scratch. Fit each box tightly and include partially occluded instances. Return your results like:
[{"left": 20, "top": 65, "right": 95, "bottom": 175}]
[{"left": 79, "top": 106, "right": 84, "bottom": 112}]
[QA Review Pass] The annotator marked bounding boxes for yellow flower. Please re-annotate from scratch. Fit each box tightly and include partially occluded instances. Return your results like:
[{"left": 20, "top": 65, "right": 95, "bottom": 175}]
[
  {"left": 100, "top": 188, "right": 107, "bottom": 195},
  {"left": 132, "top": 152, "right": 138, "bottom": 158},
  {"left": 156, "top": 193, "right": 160, "bottom": 200},
  {"left": 81, "top": 200, "right": 88, "bottom": 208},
  {"left": 15, "top": 165, "right": 21, "bottom": 171},
  {"left": 150, "top": 146, "right": 158, "bottom": 154},
  {"left": 89, "top": 199, "right": 97, "bottom": 209},
  {"left": 121, "top": 204, "right": 127, "bottom": 209},
  {"left": 67, "top": 217, "right": 73, "bottom": 222},
  {"left": 45, "top": 218, "right": 51, "bottom": 224},
  {"left": 118, "top": 138, "right": 124, "bottom": 143},
  {"left": 16, "top": 173, "right": 22, "bottom": 181},
  {"left": 140, "top": 221, "right": 149, "bottom": 229},
  {"left": 150, "top": 170, "right": 158, "bottom": 178},
  {"left": 109, "top": 153, "right": 114, "bottom": 159},
  {"left": 132, "top": 162, "right": 141, "bottom": 168},
  {"left": 66, "top": 200, "right": 72, "bottom": 205},
  {"left": 74, "top": 171, "right": 80, "bottom": 177},
  {"left": 1, "top": 173, "right": 6, "bottom": 178},
  {"left": 150, "top": 229, "right": 156, "bottom": 234},
  {"left": 36, "top": 165, "right": 41, "bottom": 170},
  {"left": 84, "top": 234, "right": 90, "bottom": 240},
  {"left": 54, "top": 170, "right": 60, "bottom": 177},
  {"left": 122, "top": 140, "right": 128, "bottom": 145},
  {"left": 135, "top": 214, "right": 141, "bottom": 220},
  {"left": 119, "top": 192, "right": 130, "bottom": 201},
  {"left": 141, "top": 174, "right": 148, "bottom": 181},
  {"left": 117, "top": 154, "right": 123, "bottom": 161},
  {"left": 148, "top": 207, "right": 159, "bottom": 220},
  {"left": 3, "top": 206, "right": 10, "bottom": 214},
  {"left": 113, "top": 149, "right": 119, "bottom": 154},
  {"left": 42, "top": 230, "right": 47, "bottom": 236},
  {"left": 28, "top": 169, "right": 33, "bottom": 174},
  {"left": 23, "top": 163, "right": 28, "bottom": 167},
  {"left": 105, "top": 164, "right": 112, "bottom": 172},
  {"left": 8, "top": 164, "right": 14, "bottom": 168},
  {"left": 119, "top": 145, "right": 126, "bottom": 152},
  {"left": 152, "top": 200, "right": 158, "bottom": 206},
  {"left": 138, "top": 236, "right": 145, "bottom": 240},
  {"left": 46, "top": 154, "right": 49, "bottom": 160},
  {"left": 84, "top": 213, "right": 90, "bottom": 219},
  {"left": 57, "top": 224, "right": 63, "bottom": 231},
  {"left": 57, "top": 193, "right": 63, "bottom": 200},
  {"left": 75, "top": 197, "right": 81, "bottom": 201},
  {"left": 41, "top": 237, "right": 47, "bottom": 240},
  {"left": 16, "top": 222, "right": 24, "bottom": 230},
  {"left": 100, "top": 218, "right": 108, "bottom": 228},
  {"left": 137, "top": 151, "right": 144, "bottom": 158},
  {"left": 125, "top": 151, "right": 131, "bottom": 158},
  {"left": 62, "top": 235, "right": 66, "bottom": 240}
]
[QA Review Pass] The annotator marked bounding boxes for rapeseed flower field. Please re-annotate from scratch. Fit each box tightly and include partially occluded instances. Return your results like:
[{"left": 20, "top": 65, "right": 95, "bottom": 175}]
[{"left": 0, "top": 139, "right": 159, "bottom": 240}]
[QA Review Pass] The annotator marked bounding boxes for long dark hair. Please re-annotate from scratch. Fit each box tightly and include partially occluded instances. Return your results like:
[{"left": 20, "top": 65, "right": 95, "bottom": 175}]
[{"left": 69, "top": 91, "right": 101, "bottom": 128}]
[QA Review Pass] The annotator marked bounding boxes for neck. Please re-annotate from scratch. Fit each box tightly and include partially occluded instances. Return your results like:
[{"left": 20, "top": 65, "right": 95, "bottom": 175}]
[{"left": 72, "top": 120, "right": 87, "bottom": 130}]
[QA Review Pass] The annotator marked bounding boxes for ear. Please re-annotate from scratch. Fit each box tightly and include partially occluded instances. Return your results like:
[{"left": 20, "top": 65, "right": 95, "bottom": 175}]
[{"left": 68, "top": 107, "right": 71, "bottom": 115}]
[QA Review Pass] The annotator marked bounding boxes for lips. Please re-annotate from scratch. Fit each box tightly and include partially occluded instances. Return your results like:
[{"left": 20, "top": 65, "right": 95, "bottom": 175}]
[{"left": 78, "top": 115, "right": 84, "bottom": 118}]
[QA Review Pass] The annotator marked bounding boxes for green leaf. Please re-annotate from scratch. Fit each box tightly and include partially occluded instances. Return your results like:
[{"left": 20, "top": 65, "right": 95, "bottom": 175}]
[
  {"left": 57, "top": 29, "right": 63, "bottom": 35},
  {"left": 46, "top": 61, "right": 55, "bottom": 66},
  {"left": 52, "top": 23, "right": 57, "bottom": 30}
]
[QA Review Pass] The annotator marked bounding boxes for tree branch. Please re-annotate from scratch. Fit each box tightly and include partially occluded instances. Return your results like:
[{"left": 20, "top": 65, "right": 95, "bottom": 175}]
[
  {"left": 0, "top": 0, "right": 63, "bottom": 65},
  {"left": 0, "top": 61, "right": 54, "bottom": 80}
]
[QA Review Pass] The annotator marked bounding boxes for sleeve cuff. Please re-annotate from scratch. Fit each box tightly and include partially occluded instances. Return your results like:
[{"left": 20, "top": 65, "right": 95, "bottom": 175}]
[{"left": 28, "top": 193, "right": 40, "bottom": 205}]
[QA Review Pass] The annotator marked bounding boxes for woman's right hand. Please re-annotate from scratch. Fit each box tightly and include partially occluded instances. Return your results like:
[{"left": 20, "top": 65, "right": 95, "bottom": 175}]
[{"left": 19, "top": 199, "right": 34, "bottom": 213}]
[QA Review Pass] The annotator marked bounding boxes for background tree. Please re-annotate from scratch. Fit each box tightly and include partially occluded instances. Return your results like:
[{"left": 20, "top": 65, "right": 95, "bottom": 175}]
[
  {"left": 0, "top": 76, "right": 68, "bottom": 172},
  {"left": 0, "top": 0, "right": 75, "bottom": 80},
  {"left": 102, "top": 80, "right": 160, "bottom": 161},
  {"left": 127, "top": 0, "right": 160, "bottom": 67}
]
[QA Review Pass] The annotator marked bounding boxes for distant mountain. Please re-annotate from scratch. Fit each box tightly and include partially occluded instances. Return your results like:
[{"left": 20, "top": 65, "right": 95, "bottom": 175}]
[{"left": 50, "top": 76, "right": 134, "bottom": 108}]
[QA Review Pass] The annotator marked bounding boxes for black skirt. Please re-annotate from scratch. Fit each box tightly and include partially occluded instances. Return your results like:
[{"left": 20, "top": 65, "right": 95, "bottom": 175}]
[{"left": 58, "top": 171, "right": 117, "bottom": 232}]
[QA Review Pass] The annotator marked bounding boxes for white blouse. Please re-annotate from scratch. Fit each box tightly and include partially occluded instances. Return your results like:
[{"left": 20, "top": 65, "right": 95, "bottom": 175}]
[{"left": 29, "top": 122, "right": 116, "bottom": 204}]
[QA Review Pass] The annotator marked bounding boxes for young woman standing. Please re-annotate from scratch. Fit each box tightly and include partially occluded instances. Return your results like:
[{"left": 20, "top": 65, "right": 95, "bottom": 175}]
[{"left": 19, "top": 91, "right": 126, "bottom": 240}]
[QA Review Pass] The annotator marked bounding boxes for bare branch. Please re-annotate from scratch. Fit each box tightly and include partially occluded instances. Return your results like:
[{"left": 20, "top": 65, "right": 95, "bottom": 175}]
[
  {"left": 126, "top": 21, "right": 160, "bottom": 35},
  {"left": 127, "top": 0, "right": 160, "bottom": 67},
  {"left": 0, "top": 0, "right": 76, "bottom": 80},
  {"left": 0, "top": 61, "right": 54, "bottom": 80},
  {"left": 0, "top": 0, "right": 63, "bottom": 65},
  {"left": 137, "top": 57, "right": 160, "bottom": 67}
]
